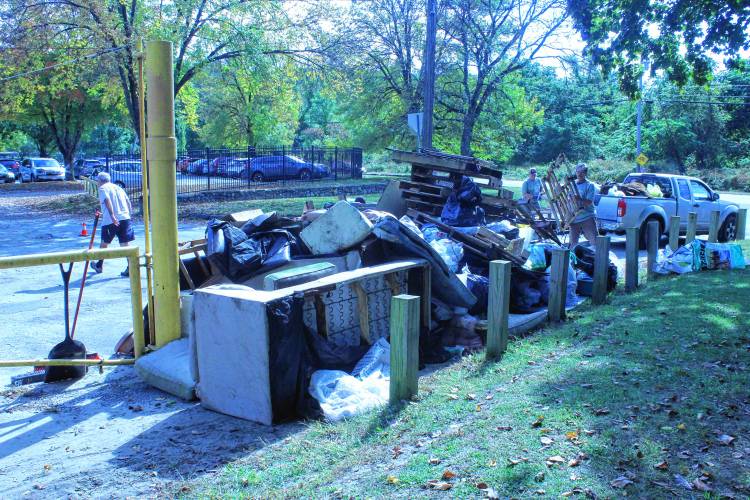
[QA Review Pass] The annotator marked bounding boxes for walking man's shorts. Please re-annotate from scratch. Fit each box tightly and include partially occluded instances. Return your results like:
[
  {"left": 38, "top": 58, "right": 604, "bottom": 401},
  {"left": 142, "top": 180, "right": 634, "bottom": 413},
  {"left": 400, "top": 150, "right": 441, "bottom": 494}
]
[{"left": 101, "top": 219, "right": 135, "bottom": 244}]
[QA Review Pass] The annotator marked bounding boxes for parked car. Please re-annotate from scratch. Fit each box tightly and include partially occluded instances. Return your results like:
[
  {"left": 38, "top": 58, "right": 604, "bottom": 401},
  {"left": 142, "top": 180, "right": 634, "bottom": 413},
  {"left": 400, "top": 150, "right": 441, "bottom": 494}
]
[
  {"left": 596, "top": 173, "right": 740, "bottom": 247},
  {"left": 187, "top": 159, "right": 209, "bottom": 175},
  {"left": 108, "top": 161, "right": 142, "bottom": 189},
  {"left": 0, "top": 158, "right": 21, "bottom": 180},
  {"left": 176, "top": 156, "right": 193, "bottom": 173},
  {"left": 19, "top": 158, "right": 65, "bottom": 182},
  {"left": 208, "top": 156, "right": 233, "bottom": 176},
  {"left": 0, "top": 164, "right": 15, "bottom": 183},
  {"left": 222, "top": 158, "right": 250, "bottom": 178},
  {"left": 74, "top": 159, "right": 105, "bottom": 178},
  {"left": 0, "top": 151, "right": 20, "bottom": 161},
  {"left": 245, "top": 155, "right": 329, "bottom": 182}
]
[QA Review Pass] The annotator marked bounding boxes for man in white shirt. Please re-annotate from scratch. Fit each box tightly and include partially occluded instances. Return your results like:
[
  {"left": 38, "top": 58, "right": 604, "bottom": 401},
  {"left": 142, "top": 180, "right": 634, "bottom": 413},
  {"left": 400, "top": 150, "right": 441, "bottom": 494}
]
[{"left": 92, "top": 172, "right": 134, "bottom": 277}]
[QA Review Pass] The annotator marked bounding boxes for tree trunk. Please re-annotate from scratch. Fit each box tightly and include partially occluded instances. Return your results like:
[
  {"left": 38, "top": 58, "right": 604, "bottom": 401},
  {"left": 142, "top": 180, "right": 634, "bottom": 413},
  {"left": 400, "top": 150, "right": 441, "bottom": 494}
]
[{"left": 460, "top": 111, "right": 477, "bottom": 156}]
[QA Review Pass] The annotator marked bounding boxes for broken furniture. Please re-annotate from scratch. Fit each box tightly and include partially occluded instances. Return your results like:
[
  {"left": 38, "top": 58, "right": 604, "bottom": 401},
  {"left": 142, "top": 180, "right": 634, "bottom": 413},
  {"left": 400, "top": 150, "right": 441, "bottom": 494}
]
[{"left": 193, "top": 259, "right": 430, "bottom": 425}]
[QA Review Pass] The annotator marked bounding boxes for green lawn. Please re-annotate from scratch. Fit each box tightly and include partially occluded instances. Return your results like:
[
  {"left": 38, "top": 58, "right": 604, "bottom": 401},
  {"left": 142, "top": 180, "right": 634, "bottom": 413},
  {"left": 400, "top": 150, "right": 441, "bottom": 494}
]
[{"left": 190, "top": 240, "right": 750, "bottom": 498}]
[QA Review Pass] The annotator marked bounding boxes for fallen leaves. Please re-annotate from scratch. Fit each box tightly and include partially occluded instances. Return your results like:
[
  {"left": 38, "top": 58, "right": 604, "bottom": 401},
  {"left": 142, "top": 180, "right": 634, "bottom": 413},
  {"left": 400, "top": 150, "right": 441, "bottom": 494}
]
[
  {"left": 496, "top": 426, "right": 513, "bottom": 431},
  {"left": 540, "top": 436, "right": 554, "bottom": 446},
  {"left": 653, "top": 460, "right": 669, "bottom": 471},
  {"left": 507, "top": 457, "right": 529, "bottom": 467},
  {"left": 531, "top": 415, "right": 545, "bottom": 428},
  {"left": 593, "top": 408, "right": 610, "bottom": 416},
  {"left": 441, "top": 470, "right": 456, "bottom": 480},
  {"left": 429, "top": 457, "right": 441, "bottom": 465},
  {"left": 386, "top": 475, "right": 399, "bottom": 485},
  {"left": 610, "top": 476, "right": 634, "bottom": 488},
  {"left": 545, "top": 455, "right": 565, "bottom": 467},
  {"left": 565, "top": 431, "right": 579, "bottom": 441},
  {"left": 425, "top": 480, "right": 452, "bottom": 491},
  {"left": 718, "top": 434, "right": 736, "bottom": 446}
]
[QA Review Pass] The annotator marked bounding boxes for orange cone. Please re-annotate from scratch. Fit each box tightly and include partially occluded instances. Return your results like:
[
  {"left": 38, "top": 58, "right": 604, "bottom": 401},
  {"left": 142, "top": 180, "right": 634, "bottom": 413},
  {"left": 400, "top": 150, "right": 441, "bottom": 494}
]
[{"left": 79, "top": 222, "right": 88, "bottom": 237}]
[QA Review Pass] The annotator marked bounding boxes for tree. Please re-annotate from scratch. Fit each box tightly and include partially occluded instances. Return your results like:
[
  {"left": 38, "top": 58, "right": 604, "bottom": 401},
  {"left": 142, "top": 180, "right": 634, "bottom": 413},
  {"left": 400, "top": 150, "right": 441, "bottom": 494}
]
[
  {"left": 568, "top": 0, "right": 750, "bottom": 94},
  {"left": 439, "top": 0, "right": 568, "bottom": 155}
]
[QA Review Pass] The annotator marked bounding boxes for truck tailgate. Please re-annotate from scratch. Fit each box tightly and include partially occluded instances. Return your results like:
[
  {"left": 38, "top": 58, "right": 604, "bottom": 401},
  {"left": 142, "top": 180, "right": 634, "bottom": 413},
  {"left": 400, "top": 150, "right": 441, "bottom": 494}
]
[{"left": 596, "top": 195, "right": 623, "bottom": 230}]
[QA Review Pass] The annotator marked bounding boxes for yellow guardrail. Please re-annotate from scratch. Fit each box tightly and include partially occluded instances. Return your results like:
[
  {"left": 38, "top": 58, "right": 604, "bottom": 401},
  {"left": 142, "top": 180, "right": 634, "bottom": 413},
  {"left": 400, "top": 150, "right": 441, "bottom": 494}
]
[{"left": 0, "top": 246, "right": 145, "bottom": 364}]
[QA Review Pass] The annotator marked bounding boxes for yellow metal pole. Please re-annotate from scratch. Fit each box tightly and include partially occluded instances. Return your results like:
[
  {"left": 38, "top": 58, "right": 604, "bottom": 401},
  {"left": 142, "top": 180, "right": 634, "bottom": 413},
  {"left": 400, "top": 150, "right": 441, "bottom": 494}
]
[
  {"left": 128, "top": 253, "right": 145, "bottom": 358},
  {"left": 0, "top": 359, "right": 134, "bottom": 367},
  {"left": 146, "top": 40, "right": 181, "bottom": 347},
  {"left": 136, "top": 39, "right": 156, "bottom": 346},
  {"left": 0, "top": 246, "right": 138, "bottom": 269}
]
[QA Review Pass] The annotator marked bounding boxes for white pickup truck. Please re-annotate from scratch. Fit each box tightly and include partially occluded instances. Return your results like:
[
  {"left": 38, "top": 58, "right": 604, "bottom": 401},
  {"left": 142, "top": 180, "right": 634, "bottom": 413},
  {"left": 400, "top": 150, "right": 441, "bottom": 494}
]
[{"left": 596, "top": 173, "right": 740, "bottom": 248}]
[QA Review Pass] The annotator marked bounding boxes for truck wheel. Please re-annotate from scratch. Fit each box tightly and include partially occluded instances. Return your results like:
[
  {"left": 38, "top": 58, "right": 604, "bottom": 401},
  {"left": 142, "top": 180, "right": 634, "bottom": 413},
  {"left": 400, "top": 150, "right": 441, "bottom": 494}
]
[
  {"left": 719, "top": 214, "right": 737, "bottom": 242},
  {"left": 639, "top": 217, "right": 663, "bottom": 250}
]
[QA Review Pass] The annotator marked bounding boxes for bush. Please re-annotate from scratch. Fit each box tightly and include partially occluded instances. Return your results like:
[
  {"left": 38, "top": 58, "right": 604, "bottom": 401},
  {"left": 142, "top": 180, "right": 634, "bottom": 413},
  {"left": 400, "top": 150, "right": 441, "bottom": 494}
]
[{"left": 362, "top": 151, "right": 409, "bottom": 175}]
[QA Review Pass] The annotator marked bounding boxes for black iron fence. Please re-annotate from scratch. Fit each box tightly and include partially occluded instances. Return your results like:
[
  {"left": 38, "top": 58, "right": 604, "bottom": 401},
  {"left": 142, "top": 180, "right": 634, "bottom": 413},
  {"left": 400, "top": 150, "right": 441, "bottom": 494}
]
[{"left": 77, "top": 146, "right": 363, "bottom": 199}]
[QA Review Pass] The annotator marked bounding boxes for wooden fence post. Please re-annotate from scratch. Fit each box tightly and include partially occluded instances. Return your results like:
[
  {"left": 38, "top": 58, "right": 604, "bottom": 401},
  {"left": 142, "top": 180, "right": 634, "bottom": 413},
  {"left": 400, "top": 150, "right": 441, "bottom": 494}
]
[
  {"left": 547, "top": 249, "right": 570, "bottom": 323},
  {"left": 647, "top": 220, "right": 659, "bottom": 280},
  {"left": 708, "top": 210, "right": 720, "bottom": 242},
  {"left": 389, "top": 294, "right": 420, "bottom": 403},
  {"left": 486, "top": 260, "right": 511, "bottom": 358},
  {"left": 686, "top": 212, "right": 697, "bottom": 243},
  {"left": 737, "top": 208, "right": 747, "bottom": 240},
  {"left": 669, "top": 215, "right": 680, "bottom": 250},
  {"left": 625, "top": 227, "right": 639, "bottom": 293},
  {"left": 592, "top": 236, "right": 611, "bottom": 305}
]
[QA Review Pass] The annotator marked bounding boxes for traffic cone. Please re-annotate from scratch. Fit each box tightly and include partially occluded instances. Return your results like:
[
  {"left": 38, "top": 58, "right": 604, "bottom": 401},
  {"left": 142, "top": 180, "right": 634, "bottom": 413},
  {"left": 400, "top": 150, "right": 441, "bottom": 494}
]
[{"left": 79, "top": 222, "right": 88, "bottom": 237}]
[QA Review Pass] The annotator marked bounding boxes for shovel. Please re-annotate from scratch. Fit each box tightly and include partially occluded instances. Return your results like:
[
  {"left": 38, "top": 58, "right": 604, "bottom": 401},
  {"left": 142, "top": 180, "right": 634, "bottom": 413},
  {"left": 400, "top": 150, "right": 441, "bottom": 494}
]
[{"left": 45, "top": 262, "right": 87, "bottom": 383}]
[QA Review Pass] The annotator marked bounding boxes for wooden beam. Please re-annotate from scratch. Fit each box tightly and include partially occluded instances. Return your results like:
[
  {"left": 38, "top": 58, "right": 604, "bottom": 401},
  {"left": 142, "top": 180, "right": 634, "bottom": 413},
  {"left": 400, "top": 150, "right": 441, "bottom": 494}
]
[
  {"left": 708, "top": 210, "right": 720, "bottom": 242},
  {"left": 351, "top": 283, "right": 371, "bottom": 345},
  {"left": 592, "top": 236, "right": 611, "bottom": 305},
  {"left": 314, "top": 295, "right": 328, "bottom": 338},
  {"left": 548, "top": 249, "right": 570, "bottom": 322},
  {"left": 669, "top": 215, "right": 681, "bottom": 250},
  {"left": 389, "top": 294, "right": 420, "bottom": 403},
  {"left": 647, "top": 220, "right": 659, "bottom": 280},
  {"left": 686, "top": 212, "right": 698, "bottom": 243},
  {"left": 625, "top": 227, "right": 639, "bottom": 293},
  {"left": 486, "top": 260, "right": 512, "bottom": 358}
]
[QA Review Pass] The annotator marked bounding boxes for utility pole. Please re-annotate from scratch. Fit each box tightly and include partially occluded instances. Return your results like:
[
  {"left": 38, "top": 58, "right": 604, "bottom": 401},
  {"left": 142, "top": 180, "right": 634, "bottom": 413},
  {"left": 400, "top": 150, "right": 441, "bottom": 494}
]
[
  {"left": 421, "top": 0, "right": 437, "bottom": 150},
  {"left": 635, "top": 57, "right": 649, "bottom": 173}
]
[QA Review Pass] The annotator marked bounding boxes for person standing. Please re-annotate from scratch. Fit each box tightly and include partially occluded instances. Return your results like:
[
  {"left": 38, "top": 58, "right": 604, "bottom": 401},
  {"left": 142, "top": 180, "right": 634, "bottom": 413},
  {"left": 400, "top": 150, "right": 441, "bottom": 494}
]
[
  {"left": 92, "top": 172, "right": 134, "bottom": 277},
  {"left": 568, "top": 163, "right": 598, "bottom": 249},
  {"left": 520, "top": 167, "right": 542, "bottom": 211}
]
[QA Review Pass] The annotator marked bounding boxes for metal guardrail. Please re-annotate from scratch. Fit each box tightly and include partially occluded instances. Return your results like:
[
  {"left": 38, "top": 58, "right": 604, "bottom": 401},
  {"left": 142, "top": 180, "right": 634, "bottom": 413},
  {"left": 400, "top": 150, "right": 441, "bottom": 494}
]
[{"left": 0, "top": 246, "right": 145, "bottom": 365}]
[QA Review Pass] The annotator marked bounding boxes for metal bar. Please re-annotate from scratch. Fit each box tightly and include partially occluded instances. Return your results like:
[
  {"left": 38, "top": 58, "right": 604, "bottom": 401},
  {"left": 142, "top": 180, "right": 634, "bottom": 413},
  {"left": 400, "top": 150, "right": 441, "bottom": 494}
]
[
  {"left": 0, "top": 246, "right": 138, "bottom": 269},
  {"left": 0, "top": 359, "right": 135, "bottom": 367},
  {"left": 146, "top": 40, "right": 181, "bottom": 347}
]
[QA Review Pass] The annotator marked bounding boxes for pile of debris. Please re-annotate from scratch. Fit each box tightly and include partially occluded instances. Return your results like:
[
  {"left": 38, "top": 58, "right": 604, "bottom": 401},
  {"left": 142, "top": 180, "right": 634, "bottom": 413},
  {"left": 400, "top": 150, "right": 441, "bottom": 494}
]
[{"left": 136, "top": 150, "right": 616, "bottom": 424}]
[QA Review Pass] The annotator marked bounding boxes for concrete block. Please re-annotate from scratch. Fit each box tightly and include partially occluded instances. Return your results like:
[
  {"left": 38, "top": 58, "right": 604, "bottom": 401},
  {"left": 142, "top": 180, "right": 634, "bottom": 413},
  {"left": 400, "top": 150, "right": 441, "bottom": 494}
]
[
  {"left": 194, "top": 286, "right": 273, "bottom": 425},
  {"left": 300, "top": 201, "right": 373, "bottom": 255}
]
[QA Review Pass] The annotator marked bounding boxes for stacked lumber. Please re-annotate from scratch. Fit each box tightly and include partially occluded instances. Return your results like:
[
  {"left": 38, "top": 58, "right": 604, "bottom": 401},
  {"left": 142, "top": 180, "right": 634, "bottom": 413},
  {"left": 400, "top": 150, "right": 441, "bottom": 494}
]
[{"left": 390, "top": 149, "right": 515, "bottom": 219}]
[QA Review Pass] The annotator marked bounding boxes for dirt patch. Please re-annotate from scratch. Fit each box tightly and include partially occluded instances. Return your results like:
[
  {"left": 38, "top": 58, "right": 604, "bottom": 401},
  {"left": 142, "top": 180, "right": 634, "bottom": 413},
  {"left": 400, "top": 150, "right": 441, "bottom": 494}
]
[{"left": 0, "top": 369, "right": 302, "bottom": 498}]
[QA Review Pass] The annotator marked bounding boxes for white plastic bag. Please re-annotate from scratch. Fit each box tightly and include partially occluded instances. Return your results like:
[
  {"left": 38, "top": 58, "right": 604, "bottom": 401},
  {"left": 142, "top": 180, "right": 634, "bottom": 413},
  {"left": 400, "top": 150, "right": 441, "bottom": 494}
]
[
  {"left": 351, "top": 337, "right": 391, "bottom": 379},
  {"left": 309, "top": 370, "right": 388, "bottom": 421},
  {"left": 399, "top": 215, "right": 424, "bottom": 239}
]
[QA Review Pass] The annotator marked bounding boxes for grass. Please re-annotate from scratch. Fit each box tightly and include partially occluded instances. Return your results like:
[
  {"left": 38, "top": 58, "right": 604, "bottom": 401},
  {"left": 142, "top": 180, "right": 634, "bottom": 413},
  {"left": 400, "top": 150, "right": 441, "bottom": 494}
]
[{"left": 190, "top": 240, "right": 750, "bottom": 498}]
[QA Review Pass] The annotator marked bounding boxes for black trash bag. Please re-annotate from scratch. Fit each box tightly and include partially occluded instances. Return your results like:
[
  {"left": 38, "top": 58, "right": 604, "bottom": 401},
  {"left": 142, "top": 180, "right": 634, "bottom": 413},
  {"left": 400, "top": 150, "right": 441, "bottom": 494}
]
[
  {"left": 179, "top": 255, "right": 211, "bottom": 290},
  {"left": 441, "top": 176, "right": 486, "bottom": 227},
  {"left": 206, "top": 220, "right": 295, "bottom": 281},
  {"left": 509, "top": 267, "right": 548, "bottom": 314},
  {"left": 241, "top": 211, "right": 278, "bottom": 236},
  {"left": 266, "top": 294, "right": 322, "bottom": 422},
  {"left": 572, "top": 244, "right": 617, "bottom": 291},
  {"left": 465, "top": 271, "right": 490, "bottom": 315},
  {"left": 306, "top": 334, "right": 370, "bottom": 373}
]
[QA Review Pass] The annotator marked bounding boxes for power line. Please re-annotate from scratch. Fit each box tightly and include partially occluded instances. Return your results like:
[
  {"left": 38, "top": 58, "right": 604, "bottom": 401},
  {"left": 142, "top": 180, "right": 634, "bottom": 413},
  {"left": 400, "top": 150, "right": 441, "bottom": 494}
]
[{"left": 0, "top": 45, "right": 130, "bottom": 84}]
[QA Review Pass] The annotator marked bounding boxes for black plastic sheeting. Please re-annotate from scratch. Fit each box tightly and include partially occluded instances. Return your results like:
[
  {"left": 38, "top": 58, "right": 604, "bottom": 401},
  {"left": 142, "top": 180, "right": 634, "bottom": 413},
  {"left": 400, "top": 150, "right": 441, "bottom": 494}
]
[
  {"left": 573, "top": 244, "right": 617, "bottom": 292},
  {"left": 206, "top": 219, "right": 298, "bottom": 282},
  {"left": 265, "top": 293, "right": 374, "bottom": 422}
]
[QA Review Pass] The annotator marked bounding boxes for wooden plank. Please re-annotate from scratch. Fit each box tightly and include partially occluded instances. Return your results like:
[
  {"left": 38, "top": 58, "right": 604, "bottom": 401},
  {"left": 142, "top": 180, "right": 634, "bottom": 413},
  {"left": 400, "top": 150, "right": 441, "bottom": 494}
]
[
  {"left": 548, "top": 249, "right": 569, "bottom": 322},
  {"left": 686, "top": 212, "right": 698, "bottom": 243},
  {"left": 401, "top": 189, "right": 447, "bottom": 203},
  {"left": 625, "top": 227, "right": 639, "bottom": 292},
  {"left": 647, "top": 220, "right": 659, "bottom": 280},
  {"left": 737, "top": 208, "right": 747, "bottom": 240},
  {"left": 410, "top": 166, "right": 502, "bottom": 187},
  {"left": 708, "top": 210, "right": 720, "bottom": 242},
  {"left": 592, "top": 235, "right": 611, "bottom": 305},
  {"left": 391, "top": 149, "right": 502, "bottom": 177},
  {"left": 669, "top": 215, "right": 681, "bottom": 250},
  {"left": 351, "top": 283, "right": 371, "bottom": 345},
  {"left": 407, "top": 266, "right": 432, "bottom": 331},
  {"left": 405, "top": 199, "right": 443, "bottom": 216},
  {"left": 384, "top": 273, "right": 401, "bottom": 296},
  {"left": 179, "top": 259, "right": 196, "bottom": 290},
  {"left": 314, "top": 295, "right": 328, "bottom": 338},
  {"left": 389, "top": 294, "right": 420, "bottom": 403},
  {"left": 399, "top": 180, "right": 452, "bottom": 196},
  {"left": 486, "top": 260, "right": 512, "bottom": 358}
]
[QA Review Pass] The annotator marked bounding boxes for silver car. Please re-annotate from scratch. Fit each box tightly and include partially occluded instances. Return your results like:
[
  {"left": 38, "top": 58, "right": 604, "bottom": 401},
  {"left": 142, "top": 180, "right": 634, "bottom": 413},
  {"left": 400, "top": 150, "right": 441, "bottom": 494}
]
[
  {"left": 109, "top": 161, "right": 142, "bottom": 189},
  {"left": 20, "top": 158, "right": 65, "bottom": 182}
]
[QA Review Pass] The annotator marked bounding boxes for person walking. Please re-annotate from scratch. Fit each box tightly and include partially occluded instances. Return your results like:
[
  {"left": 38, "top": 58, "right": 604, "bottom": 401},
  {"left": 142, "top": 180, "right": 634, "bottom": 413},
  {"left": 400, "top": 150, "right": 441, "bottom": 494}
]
[
  {"left": 520, "top": 167, "right": 542, "bottom": 211},
  {"left": 568, "top": 163, "right": 599, "bottom": 249},
  {"left": 92, "top": 172, "right": 134, "bottom": 277}
]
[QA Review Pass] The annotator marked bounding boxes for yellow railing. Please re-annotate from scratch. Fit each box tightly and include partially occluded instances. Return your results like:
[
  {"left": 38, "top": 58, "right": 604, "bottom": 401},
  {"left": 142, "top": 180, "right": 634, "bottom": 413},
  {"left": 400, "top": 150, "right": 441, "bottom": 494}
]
[
  {"left": 0, "top": 246, "right": 145, "bottom": 365},
  {"left": 81, "top": 177, "right": 98, "bottom": 197}
]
